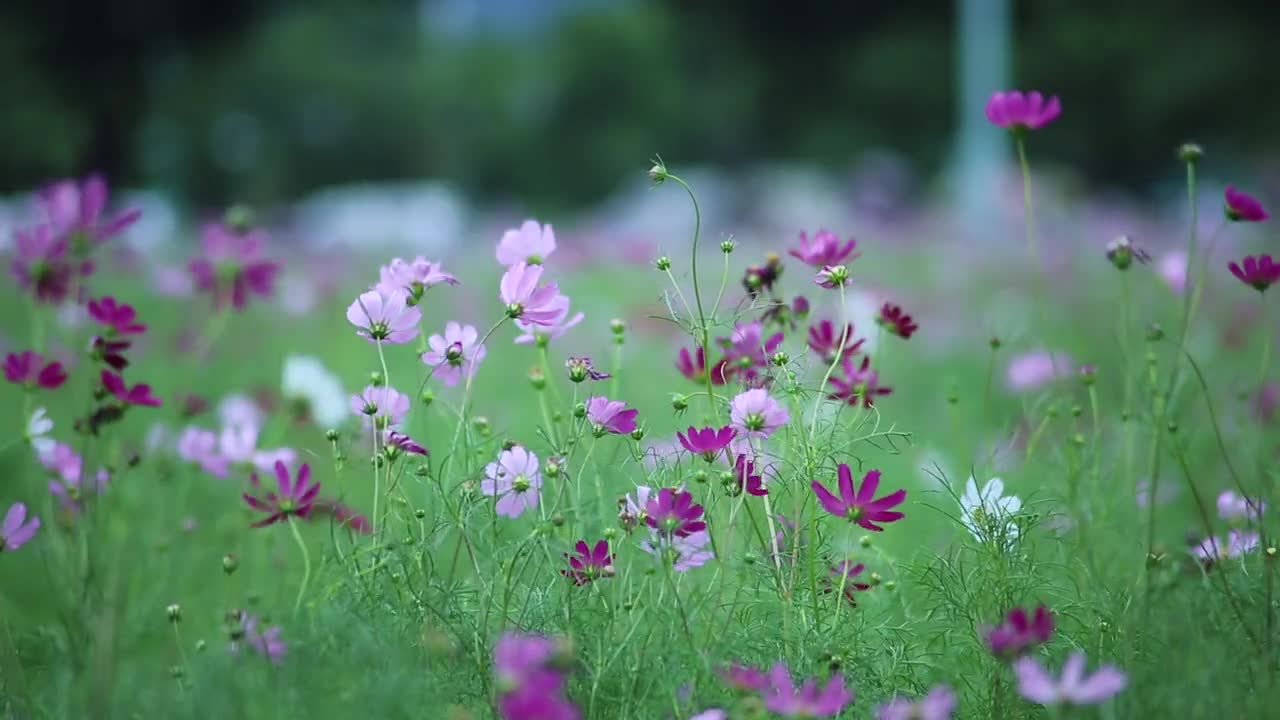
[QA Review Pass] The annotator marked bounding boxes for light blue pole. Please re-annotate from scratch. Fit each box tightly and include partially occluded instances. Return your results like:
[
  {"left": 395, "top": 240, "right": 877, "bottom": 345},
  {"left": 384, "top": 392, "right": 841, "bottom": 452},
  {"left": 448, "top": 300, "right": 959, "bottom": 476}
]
[{"left": 953, "top": 0, "right": 1011, "bottom": 237}]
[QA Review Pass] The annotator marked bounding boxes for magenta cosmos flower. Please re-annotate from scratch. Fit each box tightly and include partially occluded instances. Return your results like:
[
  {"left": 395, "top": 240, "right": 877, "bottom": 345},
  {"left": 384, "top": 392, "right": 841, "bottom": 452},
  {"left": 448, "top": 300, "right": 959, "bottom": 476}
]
[
  {"left": 789, "top": 229, "right": 858, "bottom": 268},
  {"left": 733, "top": 454, "right": 768, "bottom": 497},
  {"left": 812, "top": 465, "right": 906, "bottom": 532},
  {"left": 676, "top": 346, "right": 729, "bottom": 386},
  {"left": 877, "top": 303, "right": 918, "bottom": 339},
  {"left": 985, "top": 90, "right": 1061, "bottom": 131},
  {"left": 39, "top": 174, "right": 140, "bottom": 252},
  {"left": 808, "top": 320, "right": 863, "bottom": 364},
  {"left": 1224, "top": 185, "right": 1269, "bottom": 222},
  {"left": 496, "top": 219, "right": 557, "bottom": 266},
  {"left": 1228, "top": 254, "right": 1280, "bottom": 293},
  {"left": 562, "top": 539, "right": 613, "bottom": 585},
  {"left": 760, "top": 662, "right": 854, "bottom": 718},
  {"left": 482, "top": 446, "right": 542, "bottom": 518},
  {"left": 88, "top": 296, "right": 146, "bottom": 336},
  {"left": 986, "top": 605, "right": 1054, "bottom": 658},
  {"left": 500, "top": 262, "right": 567, "bottom": 325},
  {"left": 645, "top": 488, "right": 706, "bottom": 538},
  {"left": 720, "top": 663, "right": 769, "bottom": 692},
  {"left": 721, "top": 321, "right": 784, "bottom": 378},
  {"left": 677, "top": 425, "right": 736, "bottom": 462},
  {"left": 311, "top": 498, "right": 373, "bottom": 535},
  {"left": 9, "top": 225, "right": 89, "bottom": 303},
  {"left": 876, "top": 685, "right": 956, "bottom": 720},
  {"left": 375, "top": 256, "right": 458, "bottom": 301},
  {"left": 640, "top": 528, "right": 715, "bottom": 572},
  {"left": 730, "top": 388, "right": 789, "bottom": 440},
  {"left": 188, "top": 222, "right": 280, "bottom": 309},
  {"left": 242, "top": 461, "right": 320, "bottom": 528},
  {"left": 5, "top": 351, "right": 68, "bottom": 390},
  {"left": 828, "top": 356, "right": 892, "bottom": 407},
  {"left": 494, "top": 632, "right": 579, "bottom": 720},
  {"left": 586, "top": 396, "right": 639, "bottom": 435},
  {"left": 351, "top": 385, "right": 411, "bottom": 429},
  {"left": 347, "top": 287, "right": 421, "bottom": 345},
  {"left": 514, "top": 295, "right": 584, "bottom": 344},
  {"left": 1014, "top": 653, "right": 1127, "bottom": 707},
  {"left": 822, "top": 560, "right": 873, "bottom": 606},
  {"left": 384, "top": 430, "right": 428, "bottom": 458},
  {"left": 101, "top": 370, "right": 163, "bottom": 408},
  {"left": 422, "top": 322, "right": 486, "bottom": 386},
  {"left": 1, "top": 502, "right": 41, "bottom": 552}
]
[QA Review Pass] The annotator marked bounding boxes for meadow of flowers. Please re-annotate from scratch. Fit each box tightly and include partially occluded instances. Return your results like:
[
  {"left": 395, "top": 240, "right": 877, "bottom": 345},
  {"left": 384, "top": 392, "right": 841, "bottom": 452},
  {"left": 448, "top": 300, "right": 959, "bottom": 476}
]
[{"left": 2, "top": 91, "right": 1278, "bottom": 719}]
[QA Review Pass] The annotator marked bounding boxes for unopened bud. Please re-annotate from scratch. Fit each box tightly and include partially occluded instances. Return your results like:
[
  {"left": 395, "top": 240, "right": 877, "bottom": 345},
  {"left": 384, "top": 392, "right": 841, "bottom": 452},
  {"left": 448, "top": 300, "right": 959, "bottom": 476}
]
[
  {"left": 656, "top": 256, "right": 672, "bottom": 271},
  {"left": 771, "top": 351, "right": 789, "bottom": 367},
  {"left": 324, "top": 428, "right": 340, "bottom": 442},
  {"left": 369, "top": 370, "right": 384, "bottom": 386},
  {"left": 573, "top": 403, "right": 587, "bottom": 419},
  {"left": 720, "top": 239, "right": 736, "bottom": 254},
  {"left": 1146, "top": 324, "right": 1164, "bottom": 342},
  {"left": 859, "top": 535, "right": 872, "bottom": 548},
  {"left": 420, "top": 390, "right": 435, "bottom": 407},
  {"left": 610, "top": 319, "right": 626, "bottom": 335},
  {"left": 671, "top": 394, "right": 689, "bottom": 412},
  {"left": 167, "top": 604, "right": 182, "bottom": 622},
  {"left": 473, "top": 417, "right": 490, "bottom": 435},
  {"left": 222, "top": 553, "right": 239, "bottom": 575},
  {"left": 629, "top": 427, "right": 645, "bottom": 441},
  {"left": 528, "top": 365, "right": 546, "bottom": 390},
  {"left": 1177, "top": 143, "right": 1203, "bottom": 164},
  {"left": 648, "top": 158, "right": 669, "bottom": 184}
]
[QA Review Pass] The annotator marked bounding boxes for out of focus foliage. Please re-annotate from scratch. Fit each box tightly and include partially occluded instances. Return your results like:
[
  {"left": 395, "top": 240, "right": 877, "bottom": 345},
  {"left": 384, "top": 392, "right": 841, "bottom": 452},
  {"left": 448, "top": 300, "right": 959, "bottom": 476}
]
[{"left": 2, "top": 0, "right": 1278, "bottom": 209}]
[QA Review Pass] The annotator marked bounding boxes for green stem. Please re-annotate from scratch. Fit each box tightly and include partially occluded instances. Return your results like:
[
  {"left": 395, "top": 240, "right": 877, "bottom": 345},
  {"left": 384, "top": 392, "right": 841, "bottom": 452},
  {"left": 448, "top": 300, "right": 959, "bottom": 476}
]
[
  {"left": 668, "top": 173, "right": 719, "bottom": 421},
  {"left": 287, "top": 516, "right": 312, "bottom": 615}
]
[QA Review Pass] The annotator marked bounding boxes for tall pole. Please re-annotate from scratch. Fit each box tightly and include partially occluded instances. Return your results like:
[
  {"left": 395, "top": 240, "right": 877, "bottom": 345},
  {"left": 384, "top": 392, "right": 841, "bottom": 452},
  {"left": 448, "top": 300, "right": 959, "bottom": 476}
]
[{"left": 954, "top": 0, "right": 1011, "bottom": 237}]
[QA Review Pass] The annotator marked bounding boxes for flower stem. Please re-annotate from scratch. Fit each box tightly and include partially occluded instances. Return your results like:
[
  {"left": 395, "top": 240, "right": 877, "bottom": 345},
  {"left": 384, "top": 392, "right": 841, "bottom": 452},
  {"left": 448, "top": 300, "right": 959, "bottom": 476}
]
[
  {"left": 668, "top": 173, "right": 719, "bottom": 421},
  {"left": 287, "top": 516, "right": 312, "bottom": 616}
]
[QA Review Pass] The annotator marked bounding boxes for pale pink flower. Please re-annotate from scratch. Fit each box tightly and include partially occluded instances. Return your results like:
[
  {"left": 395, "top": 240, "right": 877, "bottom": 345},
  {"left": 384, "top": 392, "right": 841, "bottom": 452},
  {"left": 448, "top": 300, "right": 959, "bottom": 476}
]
[
  {"left": 346, "top": 288, "right": 421, "bottom": 344},
  {"left": 481, "top": 446, "right": 542, "bottom": 518},
  {"left": 499, "top": 262, "right": 567, "bottom": 326},
  {"left": 730, "top": 388, "right": 789, "bottom": 440},
  {"left": 496, "top": 219, "right": 557, "bottom": 266},
  {"left": 421, "top": 322, "right": 486, "bottom": 386},
  {"left": 514, "top": 295, "right": 583, "bottom": 344}
]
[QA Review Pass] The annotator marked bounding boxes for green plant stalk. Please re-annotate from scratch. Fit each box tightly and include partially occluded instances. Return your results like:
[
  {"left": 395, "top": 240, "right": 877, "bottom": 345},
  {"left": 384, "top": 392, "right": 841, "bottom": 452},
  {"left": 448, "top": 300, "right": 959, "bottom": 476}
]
[
  {"left": 287, "top": 516, "right": 312, "bottom": 616},
  {"left": 669, "top": 173, "right": 719, "bottom": 421}
]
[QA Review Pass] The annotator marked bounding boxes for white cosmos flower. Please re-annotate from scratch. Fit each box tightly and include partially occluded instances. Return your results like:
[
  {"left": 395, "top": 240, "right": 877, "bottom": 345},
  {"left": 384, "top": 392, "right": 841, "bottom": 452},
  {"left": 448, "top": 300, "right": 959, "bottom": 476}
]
[
  {"left": 959, "top": 476, "right": 1023, "bottom": 547},
  {"left": 27, "top": 408, "right": 55, "bottom": 455},
  {"left": 282, "top": 355, "right": 348, "bottom": 429}
]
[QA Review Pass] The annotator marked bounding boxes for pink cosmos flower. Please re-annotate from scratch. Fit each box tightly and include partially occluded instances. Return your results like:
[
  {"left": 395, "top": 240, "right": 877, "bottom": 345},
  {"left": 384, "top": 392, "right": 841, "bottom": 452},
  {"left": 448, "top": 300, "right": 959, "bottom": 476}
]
[
  {"left": 730, "top": 388, "right": 789, "bottom": 440},
  {"left": 87, "top": 296, "right": 146, "bottom": 336},
  {"left": 346, "top": 288, "right": 421, "bottom": 345},
  {"left": 350, "top": 385, "right": 411, "bottom": 429},
  {"left": 645, "top": 487, "right": 707, "bottom": 538},
  {"left": 1157, "top": 251, "right": 1188, "bottom": 294},
  {"left": 877, "top": 303, "right": 918, "bottom": 339},
  {"left": 9, "top": 224, "right": 87, "bottom": 303},
  {"left": 217, "top": 421, "right": 297, "bottom": 473},
  {"left": 514, "top": 295, "right": 584, "bottom": 344},
  {"left": 1224, "top": 185, "right": 1269, "bottom": 222},
  {"left": 586, "top": 396, "right": 639, "bottom": 435},
  {"left": 375, "top": 256, "right": 458, "bottom": 301},
  {"left": 985, "top": 90, "right": 1061, "bottom": 130},
  {"left": 482, "top": 446, "right": 542, "bottom": 518},
  {"left": 689, "top": 711, "right": 727, "bottom": 720},
  {"left": 986, "top": 605, "right": 1054, "bottom": 658},
  {"left": 1193, "top": 529, "right": 1260, "bottom": 564},
  {"left": 1217, "top": 490, "right": 1263, "bottom": 521},
  {"left": 187, "top": 222, "right": 279, "bottom": 309},
  {"left": 384, "top": 430, "right": 428, "bottom": 457},
  {"left": 101, "top": 370, "right": 162, "bottom": 407},
  {"left": 421, "top": 322, "right": 486, "bottom": 386},
  {"left": 789, "top": 229, "right": 858, "bottom": 268},
  {"left": 38, "top": 174, "right": 140, "bottom": 251},
  {"left": 876, "top": 685, "right": 956, "bottom": 720},
  {"left": 233, "top": 613, "right": 287, "bottom": 664},
  {"left": 177, "top": 427, "right": 231, "bottom": 477},
  {"left": 494, "top": 632, "right": 558, "bottom": 686},
  {"left": 676, "top": 346, "right": 729, "bottom": 386},
  {"left": 828, "top": 356, "right": 892, "bottom": 407},
  {"left": 5, "top": 351, "right": 67, "bottom": 390},
  {"left": 493, "top": 631, "right": 579, "bottom": 720},
  {"left": 562, "top": 539, "right": 613, "bottom": 585},
  {"left": 41, "top": 443, "right": 110, "bottom": 512},
  {"left": 760, "top": 662, "right": 854, "bottom": 717},
  {"left": 242, "top": 461, "right": 320, "bottom": 528},
  {"left": 823, "top": 560, "right": 872, "bottom": 606},
  {"left": 1006, "top": 351, "right": 1072, "bottom": 392},
  {"left": 499, "top": 262, "right": 567, "bottom": 325},
  {"left": 732, "top": 454, "right": 768, "bottom": 496},
  {"left": 496, "top": 219, "right": 557, "bottom": 266},
  {"left": 1, "top": 503, "right": 41, "bottom": 552},
  {"left": 720, "top": 664, "right": 769, "bottom": 692},
  {"left": 311, "top": 498, "right": 373, "bottom": 534},
  {"left": 1228, "top": 254, "right": 1280, "bottom": 293},
  {"left": 1014, "top": 653, "right": 1127, "bottom": 706},
  {"left": 677, "top": 425, "right": 736, "bottom": 462},
  {"left": 811, "top": 465, "right": 906, "bottom": 532},
  {"left": 643, "top": 529, "right": 715, "bottom": 572},
  {"left": 721, "top": 321, "right": 784, "bottom": 379},
  {"left": 808, "top": 321, "right": 863, "bottom": 364},
  {"left": 813, "top": 265, "right": 849, "bottom": 289}
]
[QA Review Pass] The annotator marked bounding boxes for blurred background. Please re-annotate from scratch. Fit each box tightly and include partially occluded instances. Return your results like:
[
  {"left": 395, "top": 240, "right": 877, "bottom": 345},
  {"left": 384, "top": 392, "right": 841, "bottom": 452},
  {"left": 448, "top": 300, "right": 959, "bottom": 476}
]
[{"left": 2, "top": 0, "right": 1279, "bottom": 227}]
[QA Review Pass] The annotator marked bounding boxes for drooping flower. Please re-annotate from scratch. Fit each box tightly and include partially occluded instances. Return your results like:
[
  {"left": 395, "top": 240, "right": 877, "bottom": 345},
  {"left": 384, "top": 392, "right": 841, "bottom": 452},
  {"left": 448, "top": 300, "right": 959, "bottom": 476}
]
[
  {"left": 0, "top": 503, "right": 41, "bottom": 552},
  {"left": 586, "top": 396, "right": 639, "bottom": 435},
  {"left": 760, "top": 662, "right": 854, "bottom": 718},
  {"left": 618, "top": 485, "right": 654, "bottom": 532},
  {"left": 26, "top": 408, "right": 55, "bottom": 455},
  {"left": 565, "top": 356, "right": 610, "bottom": 383},
  {"left": 789, "top": 229, "right": 858, "bottom": 268},
  {"left": 645, "top": 488, "right": 706, "bottom": 538},
  {"left": 421, "top": 322, "right": 486, "bottom": 386},
  {"left": 876, "top": 685, "right": 957, "bottom": 720},
  {"left": 822, "top": 560, "right": 873, "bottom": 606},
  {"left": 187, "top": 222, "right": 280, "bottom": 309},
  {"left": 375, "top": 256, "right": 458, "bottom": 302},
  {"left": 677, "top": 426, "right": 736, "bottom": 463},
  {"left": 959, "top": 477, "right": 1023, "bottom": 547},
  {"left": 986, "top": 605, "right": 1054, "bottom": 658},
  {"left": 729, "top": 388, "right": 790, "bottom": 440},
  {"left": 1224, "top": 185, "right": 1269, "bottom": 223},
  {"left": 1228, "top": 254, "right": 1280, "bottom": 293},
  {"left": 346, "top": 288, "right": 421, "bottom": 344},
  {"left": 38, "top": 174, "right": 140, "bottom": 252},
  {"left": 514, "top": 295, "right": 584, "bottom": 344},
  {"left": 813, "top": 265, "right": 850, "bottom": 289},
  {"left": 101, "top": 370, "right": 163, "bottom": 407},
  {"left": 242, "top": 461, "right": 320, "bottom": 528},
  {"left": 1217, "top": 490, "right": 1264, "bottom": 521},
  {"left": 562, "top": 539, "right": 613, "bottom": 585},
  {"left": 877, "top": 303, "right": 918, "bottom": 339},
  {"left": 1193, "top": 529, "right": 1260, "bottom": 564},
  {"left": 499, "top": 262, "right": 567, "bottom": 325},
  {"left": 677, "top": 346, "right": 728, "bottom": 386},
  {"left": 90, "top": 336, "right": 131, "bottom": 371},
  {"left": 281, "top": 355, "right": 349, "bottom": 429},
  {"left": 811, "top": 465, "right": 906, "bottom": 532},
  {"left": 5, "top": 351, "right": 68, "bottom": 390},
  {"left": 350, "top": 385, "right": 411, "bottom": 429},
  {"left": 828, "top": 356, "right": 892, "bottom": 407},
  {"left": 1014, "top": 653, "right": 1127, "bottom": 706},
  {"left": 496, "top": 219, "right": 557, "bottom": 266},
  {"left": 985, "top": 90, "right": 1061, "bottom": 131},
  {"left": 384, "top": 430, "right": 428, "bottom": 458},
  {"left": 731, "top": 454, "right": 768, "bottom": 496},
  {"left": 808, "top": 320, "right": 863, "bottom": 364},
  {"left": 482, "top": 446, "right": 542, "bottom": 518},
  {"left": 9, "top": 225, "right": 85, "bottom": 303}
]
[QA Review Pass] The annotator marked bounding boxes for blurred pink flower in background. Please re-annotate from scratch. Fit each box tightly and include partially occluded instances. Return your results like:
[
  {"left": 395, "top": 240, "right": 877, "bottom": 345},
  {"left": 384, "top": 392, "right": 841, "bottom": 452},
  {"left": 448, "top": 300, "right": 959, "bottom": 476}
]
[
  {"left": 1157, "top": 251, "right": 1188, "bottom": 294},
  {"left": 1006, "top": 351, "right": 1073, "bottom": 392}
]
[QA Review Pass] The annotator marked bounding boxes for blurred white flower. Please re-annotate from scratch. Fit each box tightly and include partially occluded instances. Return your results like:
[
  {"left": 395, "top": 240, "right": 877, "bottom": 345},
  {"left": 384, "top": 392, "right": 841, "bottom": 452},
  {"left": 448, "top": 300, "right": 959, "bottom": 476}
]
[
  {"left": 27, "top": 407, "right": 55, "bottom": 455},
  {"left": 959, "top": 476, "right": 1023, "bottom": 547},
  {"left": 282, "top": 355, "right": 348, "bottom": 429}
]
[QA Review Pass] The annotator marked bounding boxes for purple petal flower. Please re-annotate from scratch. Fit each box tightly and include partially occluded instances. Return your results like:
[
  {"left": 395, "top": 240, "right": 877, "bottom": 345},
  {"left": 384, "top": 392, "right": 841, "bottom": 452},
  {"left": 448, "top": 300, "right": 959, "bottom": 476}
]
[
  {"left": 0, "top": 502, "right": 41, "bottom": 552},
  {"left": 729, "top": 388, "right": 789, "bottom": 440},
  {"left": 1014, "top": 652, "right": 1127, "bottom": 706},
  {"left": 760, "top": 662, "right": 854, "bottom": 717},
  {"left": 789, "top": 229, "right": 858, "bottom": 268},
  {"left": 1224, "top": 185, "right": 1269, "bottom": 222},
  {"left": 421, "top": 322, "right": 486, "bottom": 386},
  {"left": 811, "top": 465, "right": 906, "bottom": 532},
  {"left": 586, "top": 396, "right": 639, "bottom": 435},
  {"left": 500, "top": 262, "right": 567, "bottom": 326},
  {"left": 985, "top": 90, "right": 1061, "bottom": 130},
  {"left": 496, "top": 219, "right": 557, "bottom": 266},
  {"left": 188, "top": 222, "right": 279, "bottom": 310},
  {"left": 876, "top": 685, "right": 956, "bottom": 720},
  {"left": 481, "top": 446, "right": 542, "bottom": 518},
  {"left": 350, "top": 385, "right": 411, "bottom": 429},
  {"left": 346, "top": 288, "right": 421, "bottom": 344}
]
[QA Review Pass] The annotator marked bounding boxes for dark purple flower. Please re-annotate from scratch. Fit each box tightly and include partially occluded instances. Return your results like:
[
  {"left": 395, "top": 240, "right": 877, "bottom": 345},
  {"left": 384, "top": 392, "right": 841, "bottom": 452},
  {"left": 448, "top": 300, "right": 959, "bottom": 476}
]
[
  {"left": 828, "top": 356, "right": 892, "bottom": 407},
  {"left": 789, "top": 230, "right": 858, "bottom": 268},
  {"left": 732, "top": 454, "right": 768, "bottom": 497},
  {"left": 188, "top": 222, "right": 280, "bottom": 310},
  {"left": 39, "top": 174, "right": 140, "bottom": 252},
  {"left": 91, "top": 336, "right": 131, "bottom": 370},
  {"left": 676, "top": 346, "right": 728, "bottom": 386},
  {"left": 5, "top": 351, "right": 68, "bottom": 390},
  {"left": 385, "top": 430, "right": 428, "bottom": 457},
  {"left": 87, "top": 296, "right": 146, "bottom": 336},
  {"left": 565, "top": 356, "right": 610, "bottom": 383},
  {"left": 822, "top": 560, "right": 873, "bottom": 606},
  {"left": 645, "top": 488, "right": 706, "bottom": 538},
  {"left": 101, "top": 370, "right": 162, "bottom": 408},
  {"left": 1, "top": 502, "right": 41, "bottom": 552},
  {"left": 985, "top": 90, "right": 1061, "bottom": 131},
  {"left": 760, "top": 662, "right": 854, "bottom": 717},
  {"left": 808, "top": 320, "right": 863, "bottom": 364},
  {"left": 1228, "top": 254, "right": 1280, "bottom": 293},
  {"left": 586, "top": 396, "right": 638, "bottom": 435},
  {"left": 720, "top": 321, "right": 784, "bottom": 379},
  {"left": 242, "top": 461, "right": 320, "bottom": 528},
  {"left": 10, "top": 225, "right": 87, "bottom": 303},
  {"left": 742, "top": 253, "right": 784, "bottom": 298},
  {"left": 986, "top": 605, "right": 1055, "bottom": 659},
  {"left": 877, "top": 303, "right": 918, "bottom": 339},
  {"left": 562, "top": 539, "right": 613, "bottom": 585},
  {"left": 677, "top": 425, "right": 736, "bottom": 463},
  {"left": 1224, "top": 185, "right": 1269, "bottom": 223},
  {"left": 812, "top": 465, "right": 906, "bottom": 532}
]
